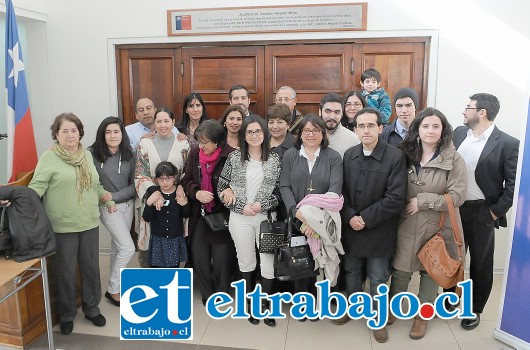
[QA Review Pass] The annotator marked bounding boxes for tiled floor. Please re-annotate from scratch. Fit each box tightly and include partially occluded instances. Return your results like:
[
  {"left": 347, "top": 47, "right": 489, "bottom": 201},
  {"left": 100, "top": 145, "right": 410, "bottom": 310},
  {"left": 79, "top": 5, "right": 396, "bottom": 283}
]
[{"left": 2, "top": 253, "right": 515, "bottom": 350}]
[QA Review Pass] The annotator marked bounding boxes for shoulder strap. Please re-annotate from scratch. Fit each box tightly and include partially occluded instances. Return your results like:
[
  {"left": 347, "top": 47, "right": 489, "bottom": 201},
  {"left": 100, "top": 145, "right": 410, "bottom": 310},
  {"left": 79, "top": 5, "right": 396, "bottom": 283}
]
[{"left": 443, "top": 193, "right": 463, "bottom": 259}]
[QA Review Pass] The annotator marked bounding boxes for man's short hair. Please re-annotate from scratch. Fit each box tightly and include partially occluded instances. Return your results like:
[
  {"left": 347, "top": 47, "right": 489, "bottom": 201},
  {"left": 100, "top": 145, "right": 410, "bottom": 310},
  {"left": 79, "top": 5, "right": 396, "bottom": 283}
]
[
  {"left": 319, "top": 93, "right": 343, "bottom": 110},
  {"left": 228, "top": 85, "right": 249, "bottom": 100},
  {"left": 277, "top": 86, "right": 296, "bottom": 98},
  {"left": 470, "top": 93, "right": 500, "bottom": 121},
  {"left": 353, "top": 107, "right": 383, "bottom": 127}
]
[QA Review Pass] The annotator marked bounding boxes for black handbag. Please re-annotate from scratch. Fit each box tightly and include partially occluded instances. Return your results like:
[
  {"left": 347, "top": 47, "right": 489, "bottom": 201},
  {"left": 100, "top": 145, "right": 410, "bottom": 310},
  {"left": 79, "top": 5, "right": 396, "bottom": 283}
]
[
  {"left": 274, "top": 216, "right": 319, "bottom": 281},
  {"left": 259, "top": 211, "right": 286, "bottom": 254},
  {"left": 202, "top": 209, "right": 230, "bottom": 232},
  {"left": 198, "top": 164, "right": 230, "bottom": 232}
]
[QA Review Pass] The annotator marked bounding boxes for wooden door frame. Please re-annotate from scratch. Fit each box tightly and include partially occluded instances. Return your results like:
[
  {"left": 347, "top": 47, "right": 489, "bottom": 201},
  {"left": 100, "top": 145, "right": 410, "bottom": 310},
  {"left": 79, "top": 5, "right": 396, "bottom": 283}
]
[{"left": 108, "top": 30, "right": 439, "bottom": 118}]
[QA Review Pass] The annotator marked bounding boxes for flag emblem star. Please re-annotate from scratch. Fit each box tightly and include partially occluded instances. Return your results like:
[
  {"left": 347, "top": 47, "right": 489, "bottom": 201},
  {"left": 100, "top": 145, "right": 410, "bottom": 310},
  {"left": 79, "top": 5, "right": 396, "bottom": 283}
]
[{"left": 8, "top": 42, "right": 25, "bottom": 88}]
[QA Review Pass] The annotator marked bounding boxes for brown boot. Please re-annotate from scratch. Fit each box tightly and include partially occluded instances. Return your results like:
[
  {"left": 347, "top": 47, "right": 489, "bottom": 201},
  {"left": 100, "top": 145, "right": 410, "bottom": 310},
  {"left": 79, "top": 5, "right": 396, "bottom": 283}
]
[
  {"left": 387, "top": 312, "right": 397, "bottom": 325},
  {"left": 332, "top": 313, "right": 350, "bottom": 325},
  {"left": 409, "top": 316, "right": 428, "bottom": 340},
  {"left": 373, "top": 327, "right": 388, "bottom": 343}
]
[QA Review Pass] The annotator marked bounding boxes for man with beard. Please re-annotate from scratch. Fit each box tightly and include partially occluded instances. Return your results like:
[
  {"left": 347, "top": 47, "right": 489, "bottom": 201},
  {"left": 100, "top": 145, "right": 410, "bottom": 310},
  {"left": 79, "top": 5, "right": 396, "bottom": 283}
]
[
  {"left": 318, "top": 93, "right": 360, "bottom": 158},
  {"left": 228, "top": 85, "right": 251, "bottom": 116},
  {"left": 446, "top": 93, "right": 519, "bottom": 331}
]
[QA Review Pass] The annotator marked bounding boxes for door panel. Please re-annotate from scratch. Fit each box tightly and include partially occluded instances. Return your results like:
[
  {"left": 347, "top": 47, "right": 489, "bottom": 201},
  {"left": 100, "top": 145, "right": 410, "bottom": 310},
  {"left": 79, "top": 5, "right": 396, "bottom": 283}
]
[
  {"left": 116, "top": 38, "right": 430, "bottom": 125},
  {"left": 353, "top": 41, "right": 428, "bottom": 121},
  {"left": 117, "top": 48, "right": 180, "bottom": 126},
  {"left": 265, "top": 44, "right": 354, "bottom": 116},
  {"left": 181, "top": 46, "right": 264, "bottom": 119}
]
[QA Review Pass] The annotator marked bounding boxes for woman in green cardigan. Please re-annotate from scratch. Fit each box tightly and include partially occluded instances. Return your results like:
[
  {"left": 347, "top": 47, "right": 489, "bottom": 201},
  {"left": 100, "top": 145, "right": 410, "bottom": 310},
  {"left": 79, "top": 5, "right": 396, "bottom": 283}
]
[{"left": 29, "top": 113, "right": 115, "bottom": 336}]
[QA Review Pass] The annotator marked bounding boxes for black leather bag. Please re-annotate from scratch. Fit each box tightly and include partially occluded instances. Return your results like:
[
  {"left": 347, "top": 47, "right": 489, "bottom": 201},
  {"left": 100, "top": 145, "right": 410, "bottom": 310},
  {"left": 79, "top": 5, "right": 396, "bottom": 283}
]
[
  {"left": 259, "top": 211, "right": 286, "bottom": 254},
  {"left": 197, "top": 163, "right": 230, "bottom": 232},
  {"left": 202, "top": 209, "right": 230, "bottom": 232},
  {"left": 274, "top": 216, "right": 318, "bottom": 281}
]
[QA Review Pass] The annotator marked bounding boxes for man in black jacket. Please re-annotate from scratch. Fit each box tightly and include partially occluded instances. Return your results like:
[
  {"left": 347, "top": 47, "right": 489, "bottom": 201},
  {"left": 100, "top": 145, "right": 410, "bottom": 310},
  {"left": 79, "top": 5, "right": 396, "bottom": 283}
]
[
  {"left": 450, "top": 93, "right": 519, "bottom": 330},
  {"left": 336, "top": 108, "right": 407, "bottom": 343},
  {"left": 380, "top": 87, "right": 418, "bottom": 147}
]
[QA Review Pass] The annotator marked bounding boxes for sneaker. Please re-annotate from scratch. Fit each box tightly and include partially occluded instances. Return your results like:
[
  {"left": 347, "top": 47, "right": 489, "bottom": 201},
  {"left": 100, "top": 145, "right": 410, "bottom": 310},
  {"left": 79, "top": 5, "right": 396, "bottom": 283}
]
[
  {"left": 85, "top": 314, "right": 106, "bottom": 327},
  {"left": 60, "top": 321, "right": 73, "bottom": 335},
  {"left": 373, "top": 327, "right": 388, "bottom": 343}
]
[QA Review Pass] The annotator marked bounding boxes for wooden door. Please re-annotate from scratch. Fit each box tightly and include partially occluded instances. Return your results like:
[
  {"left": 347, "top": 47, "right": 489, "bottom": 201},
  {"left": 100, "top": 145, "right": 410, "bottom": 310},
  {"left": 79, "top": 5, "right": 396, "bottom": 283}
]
[
  {"left": 265, "top": 43, "right": 354, "bottom": 116},
  {"left": 352, "top": 40, "right": 429, "bottom": 121},
  {"left": 117, "top": 47, "right": 181, "bottom": 126},
  {"left": 181, "top": 46, "right": 264, "bottom": 120}
]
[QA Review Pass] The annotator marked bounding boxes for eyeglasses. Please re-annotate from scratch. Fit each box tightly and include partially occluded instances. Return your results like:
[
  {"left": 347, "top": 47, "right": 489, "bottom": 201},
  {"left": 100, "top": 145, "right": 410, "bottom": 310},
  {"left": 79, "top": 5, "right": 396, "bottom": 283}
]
[
  {"left": 355, "top": 123, "right": 378, "bottom": 130},
  {"left": 301, "top": 129, "right": 321, "bottom": 136},
  {"left": 156, "top": 176, "right": 175, "bottom": 183},
  {"left": 345, "top": 102, "right": 363, "bottom": 108},
  {"left": 246, "top": 129, "right": 263, "bottom": 137},
  {"left": 276, "top": 97, "right": 293, "bottom": 103},
  {"left": 198, "top": 140, "right": 210, "bottom": 147}
]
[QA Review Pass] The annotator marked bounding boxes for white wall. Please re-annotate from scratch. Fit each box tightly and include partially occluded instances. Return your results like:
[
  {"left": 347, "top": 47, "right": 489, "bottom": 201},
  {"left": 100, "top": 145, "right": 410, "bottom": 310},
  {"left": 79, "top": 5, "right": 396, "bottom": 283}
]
[{"left": 9, "top": 0, "right": 530, "bottom": 268}]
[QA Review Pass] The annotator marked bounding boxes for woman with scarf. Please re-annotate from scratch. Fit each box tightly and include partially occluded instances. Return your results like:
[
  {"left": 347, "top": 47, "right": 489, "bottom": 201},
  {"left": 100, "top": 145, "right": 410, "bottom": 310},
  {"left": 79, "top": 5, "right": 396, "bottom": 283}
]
[
  {"left": 29, "top": 113, "right": 115, "bottom": 336},
  {"left": 181, "top": 120, "right": 236, "bottom": 306}
]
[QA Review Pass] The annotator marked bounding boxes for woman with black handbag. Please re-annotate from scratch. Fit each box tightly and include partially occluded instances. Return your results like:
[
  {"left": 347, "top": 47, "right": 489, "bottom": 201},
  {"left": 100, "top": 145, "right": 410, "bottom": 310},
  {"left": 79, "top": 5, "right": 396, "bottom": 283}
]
[
  {"left": 388, "top": 108, "right": 467, "bottom": 339},
  {"left": 280, "top": 115, "right": 343, "bottom": 321},
  {"left": 217, "top": 115, "right": 281, "bottom": 327},
  {"left": 181, "top": 120, "right": 236, "bottom": 306}
]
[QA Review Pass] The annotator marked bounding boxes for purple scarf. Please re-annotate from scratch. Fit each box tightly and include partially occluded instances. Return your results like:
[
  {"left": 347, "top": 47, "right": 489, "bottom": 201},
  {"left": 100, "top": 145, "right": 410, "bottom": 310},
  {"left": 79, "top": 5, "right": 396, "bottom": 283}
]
[{"left": 199, "top": 147, "right": 222, "bottom": 212}]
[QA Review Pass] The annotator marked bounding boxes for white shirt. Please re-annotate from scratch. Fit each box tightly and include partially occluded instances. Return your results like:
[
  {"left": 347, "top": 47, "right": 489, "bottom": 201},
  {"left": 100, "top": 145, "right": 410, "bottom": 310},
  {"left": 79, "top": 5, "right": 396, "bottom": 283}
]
[
  {"left": 457, "top": 123, "right": 495, "bottom": 200},
  {"left": 245, "top": 158, "right": 264, "bottom": 203},
  {"left": 300, "top": 145, "right": 321, "bottom": 173}
]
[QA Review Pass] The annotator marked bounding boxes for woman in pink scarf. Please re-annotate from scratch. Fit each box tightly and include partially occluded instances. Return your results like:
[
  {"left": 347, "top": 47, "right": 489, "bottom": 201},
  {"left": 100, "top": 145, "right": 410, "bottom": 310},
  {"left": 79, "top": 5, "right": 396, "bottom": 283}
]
[{"left": 181, "top": 120, "right": 236, "bottom": 306}]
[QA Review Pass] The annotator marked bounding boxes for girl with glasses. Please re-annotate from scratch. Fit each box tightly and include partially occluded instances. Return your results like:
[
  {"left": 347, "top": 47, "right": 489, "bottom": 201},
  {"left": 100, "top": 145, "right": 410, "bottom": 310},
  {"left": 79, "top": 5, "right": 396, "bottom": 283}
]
[{"left": 142, "top": 162, "right": 190, "bottom": 268}]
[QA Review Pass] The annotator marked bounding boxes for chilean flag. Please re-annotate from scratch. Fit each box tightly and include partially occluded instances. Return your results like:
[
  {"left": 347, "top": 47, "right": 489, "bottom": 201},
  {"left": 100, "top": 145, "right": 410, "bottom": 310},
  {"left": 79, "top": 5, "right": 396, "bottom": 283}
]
[{"left": 5, "top": 0, "right": 38, "bottom": 182}]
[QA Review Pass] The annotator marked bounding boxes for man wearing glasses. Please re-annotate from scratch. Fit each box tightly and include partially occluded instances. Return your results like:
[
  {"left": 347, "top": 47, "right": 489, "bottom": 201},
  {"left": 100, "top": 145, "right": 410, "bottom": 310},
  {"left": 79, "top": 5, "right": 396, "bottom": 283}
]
[
  {"left": 318, "top": 93, "right": 360, "bottom": 159},
  {"left": 447, "top": 93, "right": 519, "bottom": 330},
  {"left": 381, "top": 88, "right": 419, "bottom": 147},
  {"left": 336, "top": 107, "right": 407, "bottom": 343},
  {"left": 275, "top": 86, "right": 303, "bottom": 135}
]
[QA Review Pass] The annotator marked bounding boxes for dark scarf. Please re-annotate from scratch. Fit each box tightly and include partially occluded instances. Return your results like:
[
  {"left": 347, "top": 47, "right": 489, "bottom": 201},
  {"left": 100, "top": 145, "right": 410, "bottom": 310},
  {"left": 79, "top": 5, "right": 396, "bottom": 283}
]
[{"left": 199, "top": 146, "right": 222, "bottom": 211}]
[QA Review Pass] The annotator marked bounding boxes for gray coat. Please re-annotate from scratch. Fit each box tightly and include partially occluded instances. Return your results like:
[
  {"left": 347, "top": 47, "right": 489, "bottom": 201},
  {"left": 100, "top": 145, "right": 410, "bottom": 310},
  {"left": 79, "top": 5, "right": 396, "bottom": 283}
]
[
  {"left": 341, "top": 140, "right": 408, "bottom": 258},
  {"left": 392, "top": 146, "right": 467, "bottom": 272}
]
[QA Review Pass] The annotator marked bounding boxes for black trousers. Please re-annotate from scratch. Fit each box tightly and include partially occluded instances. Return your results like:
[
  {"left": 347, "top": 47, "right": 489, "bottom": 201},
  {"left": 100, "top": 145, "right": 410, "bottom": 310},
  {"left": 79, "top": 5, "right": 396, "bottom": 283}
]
[
  {"left": 447, "top": 201, "right": 495, "bottom": 313},
  {"left": 192, "top": 218, "right": 235, "bottom": 300}
]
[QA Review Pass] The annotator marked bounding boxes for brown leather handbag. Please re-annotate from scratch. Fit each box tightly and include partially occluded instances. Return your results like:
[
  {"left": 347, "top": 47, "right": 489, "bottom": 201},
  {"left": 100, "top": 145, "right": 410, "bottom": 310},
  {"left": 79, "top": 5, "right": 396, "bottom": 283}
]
[{"left": 417, "top": 193, "right": 464, "bottom": 289}]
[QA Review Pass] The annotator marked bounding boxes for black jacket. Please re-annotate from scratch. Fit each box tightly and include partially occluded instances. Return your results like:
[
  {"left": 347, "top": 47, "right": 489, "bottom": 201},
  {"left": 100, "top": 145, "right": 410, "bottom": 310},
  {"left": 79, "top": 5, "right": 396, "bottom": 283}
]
[
  {"left": 341, "top": 140, "right": 407, "bottom": 258},
  {"left": 380, "top": 120, "right": 405, "bottom": 148},
  {"left": 453, "top": 126, "right": 519, "bottom": 228},
  {"left": 0, "top": 186, "right": 56, "bottom": 262}
]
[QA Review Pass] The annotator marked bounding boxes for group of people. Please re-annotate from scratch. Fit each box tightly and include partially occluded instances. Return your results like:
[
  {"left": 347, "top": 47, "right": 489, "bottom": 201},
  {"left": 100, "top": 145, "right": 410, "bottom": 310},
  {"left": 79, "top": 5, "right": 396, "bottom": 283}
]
[{"left": 25, "top": 76, "right": 518, "bottom": 344}]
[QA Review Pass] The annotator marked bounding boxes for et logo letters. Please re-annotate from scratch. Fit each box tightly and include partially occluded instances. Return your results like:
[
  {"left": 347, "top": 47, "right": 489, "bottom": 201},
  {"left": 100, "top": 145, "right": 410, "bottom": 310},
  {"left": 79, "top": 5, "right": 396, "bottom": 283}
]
[{"left": 120, "top": 268, "right": 193, "bottom": 340}]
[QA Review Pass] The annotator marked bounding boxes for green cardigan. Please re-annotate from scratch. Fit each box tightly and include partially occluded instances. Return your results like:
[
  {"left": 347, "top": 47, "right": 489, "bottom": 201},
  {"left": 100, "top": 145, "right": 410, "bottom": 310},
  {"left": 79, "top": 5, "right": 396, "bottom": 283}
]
[{"left": 29, "top": 149, "right": 114, "bottom": 233}]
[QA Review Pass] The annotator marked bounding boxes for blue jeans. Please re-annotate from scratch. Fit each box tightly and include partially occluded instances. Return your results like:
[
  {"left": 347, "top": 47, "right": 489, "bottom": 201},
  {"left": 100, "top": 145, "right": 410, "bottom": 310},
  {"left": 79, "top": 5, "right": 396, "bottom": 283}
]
[{"left": 344, "top": 256, "right": 390, "bottom": 297}]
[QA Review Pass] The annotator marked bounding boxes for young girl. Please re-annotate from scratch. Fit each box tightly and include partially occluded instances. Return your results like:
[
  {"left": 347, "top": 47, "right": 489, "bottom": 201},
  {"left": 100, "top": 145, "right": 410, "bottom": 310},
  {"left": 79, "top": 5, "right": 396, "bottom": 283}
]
[{"left": 142, "top": 161, "right": 190, "bottom": 267}]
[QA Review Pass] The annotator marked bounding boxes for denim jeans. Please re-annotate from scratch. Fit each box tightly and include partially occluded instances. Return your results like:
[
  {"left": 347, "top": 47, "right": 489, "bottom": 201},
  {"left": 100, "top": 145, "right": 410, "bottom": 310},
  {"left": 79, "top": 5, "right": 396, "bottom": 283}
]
[{"left": 344, "top": 256, "right": 390, "bottom": 297}]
